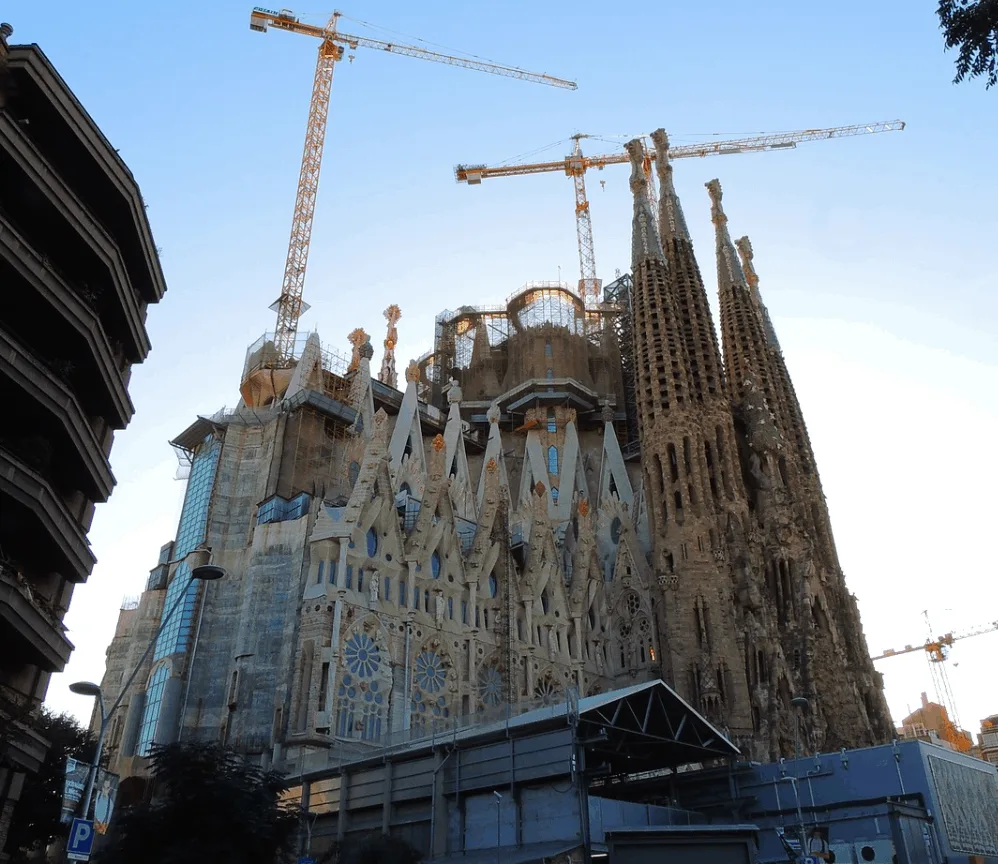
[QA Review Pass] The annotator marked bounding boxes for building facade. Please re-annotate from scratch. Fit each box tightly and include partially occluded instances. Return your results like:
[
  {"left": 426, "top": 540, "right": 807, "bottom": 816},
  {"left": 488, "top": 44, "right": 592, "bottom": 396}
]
[
  {"left": 0, "top": 24, "right": 166, "bottom": 854},
  {"left": 978, "top": 714, "right": 998, "bottom": 766},
  {"left": 94, "top": 132, "right": 891, "bottom": 788}
]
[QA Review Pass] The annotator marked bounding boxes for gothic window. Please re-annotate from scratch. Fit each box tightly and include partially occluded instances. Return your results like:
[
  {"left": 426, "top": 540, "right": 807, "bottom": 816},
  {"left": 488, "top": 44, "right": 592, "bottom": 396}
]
[
  {"left": 431, "top": 551, "right": 441, "bottom": 579},
  {"left": 335, "top": 630, "right": 388, "bottom": 740},
  {"left": 316, "top": 560, "right": 325, "bottom": 584},
  {"left": 654, "top": 454, "right": 666, "bottom": 495},
  {"left": 366, "top": 528, "right": 378, "bottom": 558},
  {"left": 400, "top": 581, "right": 408, "bottom": 607},
  {"left": 683, "top": 437, "right": 694, "bottom": 475},
  {"left": 478, "top": 666, "right": 504, "bottom": 708},
  {"left": 541, "top": 590, "right": 550, "bottom": 614},
  {"left": 545, "top": 341, "right": 553, "bottom": 358},
  {"left": 488, "top": 574, "right": 498, "bottom": 598},
  {"left": 551, "top": 487, "right": 559, "bottom": 503},
  {"left": 411, "top": 648, "right": 451, "bottom": 733},
  {"left": 547, "top": 408, "right": 556, "bottom": 432},
  {"left": 548, "top": 446, "right": 559, "bottom": 476},
  {"left": 136, "top": 664, "right": 169, "bottom": 756},
  {"left": 778, "top": 456, "right": 789, "bottom": 487}
]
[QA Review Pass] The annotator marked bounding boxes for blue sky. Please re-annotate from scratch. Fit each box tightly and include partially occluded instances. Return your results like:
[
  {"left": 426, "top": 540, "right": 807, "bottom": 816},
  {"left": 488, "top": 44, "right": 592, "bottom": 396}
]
[{"left": 10, "top": 0, "right": 996, "bottom": 737}]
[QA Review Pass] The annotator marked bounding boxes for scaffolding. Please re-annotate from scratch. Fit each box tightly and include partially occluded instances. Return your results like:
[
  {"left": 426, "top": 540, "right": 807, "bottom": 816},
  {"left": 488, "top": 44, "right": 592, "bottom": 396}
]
[
  {"left": 418, "top": 282, "right": 626, "bottom": 418},
  {"left": 603, "top": 272, "right": 637, "bottom": 445}
]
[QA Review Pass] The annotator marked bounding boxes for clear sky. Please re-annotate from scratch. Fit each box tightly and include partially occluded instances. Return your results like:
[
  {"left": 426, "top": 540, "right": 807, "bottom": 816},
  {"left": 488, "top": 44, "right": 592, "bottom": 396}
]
[{"left": 10, "top": 0, "right": 996, "bottom": 739}]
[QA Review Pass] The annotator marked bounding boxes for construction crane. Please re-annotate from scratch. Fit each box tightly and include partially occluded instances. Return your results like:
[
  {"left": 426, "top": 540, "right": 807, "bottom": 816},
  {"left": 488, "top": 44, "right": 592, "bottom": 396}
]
[
  {"left": 455, "top": 120, "right": 906, "bottom": 306},
  {"left": 872, "top": 615, "right": 998, "bottom": 752},
  {"left": 249, "top": 7, "right": 577, "bottom": 367}
]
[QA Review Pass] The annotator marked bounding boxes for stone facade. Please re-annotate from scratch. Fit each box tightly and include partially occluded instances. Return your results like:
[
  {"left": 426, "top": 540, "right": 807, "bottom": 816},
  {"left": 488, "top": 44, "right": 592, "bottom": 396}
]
[{"left": 95, "top": 138, "right": 891, "bottom": 780}]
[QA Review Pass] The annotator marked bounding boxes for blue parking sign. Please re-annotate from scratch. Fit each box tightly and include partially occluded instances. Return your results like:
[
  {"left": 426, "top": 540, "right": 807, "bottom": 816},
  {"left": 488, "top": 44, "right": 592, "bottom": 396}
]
[{"left": 67, "top": 818, "right": 95, "bottom": 861}]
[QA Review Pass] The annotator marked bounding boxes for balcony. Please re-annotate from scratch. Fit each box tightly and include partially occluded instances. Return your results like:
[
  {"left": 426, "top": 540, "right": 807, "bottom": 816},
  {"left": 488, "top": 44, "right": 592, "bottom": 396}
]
[
  {"left": 0, "top": 561, "right": 73, "bottom": 672},
  {"left": 0, "top": 446, "right": 95, "bottom": 583},
  {"left": 0, "top": 327, "right": 114, "bottom": 501},
  {"left": 0, "top": 215, "right": 134, "bottom": 429},
  {"left": 0, "top": 112, "right": 150, "bottom": 363}
]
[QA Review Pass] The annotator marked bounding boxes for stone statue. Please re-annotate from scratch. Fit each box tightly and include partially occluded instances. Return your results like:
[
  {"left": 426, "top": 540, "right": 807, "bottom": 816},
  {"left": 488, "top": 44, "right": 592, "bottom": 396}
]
[
  {"left": 443, "top": 377, "right": 463, "bottom": 404},
  {"left": 368, "top": 570, "right": 380, "bottom": 604}
]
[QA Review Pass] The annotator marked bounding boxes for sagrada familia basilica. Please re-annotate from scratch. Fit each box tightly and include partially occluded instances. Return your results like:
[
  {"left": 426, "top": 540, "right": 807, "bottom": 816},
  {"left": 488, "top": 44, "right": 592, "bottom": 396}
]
[{"left": 94, "top": 132, "right": 893, "bottom": 787}]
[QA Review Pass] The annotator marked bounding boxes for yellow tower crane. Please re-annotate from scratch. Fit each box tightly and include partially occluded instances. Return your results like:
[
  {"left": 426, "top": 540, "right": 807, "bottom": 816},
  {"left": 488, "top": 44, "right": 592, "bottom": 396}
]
[
  {"left": 872, "top": 615, "right": 998, "bottom": 753},
  {"left": 249, "top": 7, "right": 577, "bottom": 368},
  {"left": 455, "top": 120, "right": 906, "bottom": 306}
]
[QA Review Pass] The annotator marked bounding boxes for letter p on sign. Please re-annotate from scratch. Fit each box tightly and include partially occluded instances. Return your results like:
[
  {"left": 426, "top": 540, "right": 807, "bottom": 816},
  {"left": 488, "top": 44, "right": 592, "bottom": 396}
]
[{"left": 67, "top": 817, "right": 95, "bottom": 861}]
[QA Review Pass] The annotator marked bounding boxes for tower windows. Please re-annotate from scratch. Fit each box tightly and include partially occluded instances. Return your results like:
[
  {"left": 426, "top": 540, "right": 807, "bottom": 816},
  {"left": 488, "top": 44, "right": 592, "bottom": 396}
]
[
  {"left": 654, "top": 454, "right": 666, "bottom": 495},
  {"left": 703, "top": 441, "right": 719, "bottom": 500},
  {"left": 551, "top": 487, "right": 559, "bottom": 503},
  {"left": 673, "top": 489, "right": 684, "bottom": 523},
  {"left": 431, "top": 551, "right": 441, "bottom": 579},
  {"left": 366, "top": 528, "right": 378, "bottom": 558},
  {"left": 547, "top": 408, "right": 556, "bottom": 433},
  {"left": 683, "top": 436, "right": 694, "bottom": 475},
  {"left": 316, "top": 560, "right": 325, "bottom": 584},
  {"left": 545, "top": 341, "right": 553, "bottom": 358},
  {"left": 778, "top": 455, "right": 789, "bottom": 487},
  {"left": 667, "top": 443, "right": 680, "bottom": 482},
  {"left": 546, "top": 368, "right": 554, "bottom": 380},
  {"left": 547, "top": 446, "right": 559, "bottom": 476}
]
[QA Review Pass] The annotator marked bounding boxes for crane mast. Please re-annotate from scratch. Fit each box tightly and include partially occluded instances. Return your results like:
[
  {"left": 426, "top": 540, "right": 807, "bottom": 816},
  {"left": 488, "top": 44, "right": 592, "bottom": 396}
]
[
  {"left": 250, "top": 6, "right": 577, "bottom": 367},
  {"left": 456, "top": 120, "right": 905, "bottom": 305}
]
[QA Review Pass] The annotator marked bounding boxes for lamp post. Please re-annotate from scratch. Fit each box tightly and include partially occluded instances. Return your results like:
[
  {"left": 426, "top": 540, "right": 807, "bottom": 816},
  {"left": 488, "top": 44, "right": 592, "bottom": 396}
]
[
  {"left": 68, "top": 547, "right": 225, "bottom": 822},
  {"left": 791, "top": 696, "right": 809, "bottom": 862}
]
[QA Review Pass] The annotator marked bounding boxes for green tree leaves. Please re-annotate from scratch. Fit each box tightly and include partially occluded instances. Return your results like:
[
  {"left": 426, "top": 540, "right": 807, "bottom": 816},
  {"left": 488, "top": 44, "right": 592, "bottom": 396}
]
[{"left": 938, "top": 0, "right": 998, "bottom": 89}]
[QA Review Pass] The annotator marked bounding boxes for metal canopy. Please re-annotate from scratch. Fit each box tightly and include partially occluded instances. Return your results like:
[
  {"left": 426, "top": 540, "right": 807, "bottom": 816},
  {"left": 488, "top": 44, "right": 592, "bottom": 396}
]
[{"left": 576, "top": 680, "right": 740, "bottom": 773}]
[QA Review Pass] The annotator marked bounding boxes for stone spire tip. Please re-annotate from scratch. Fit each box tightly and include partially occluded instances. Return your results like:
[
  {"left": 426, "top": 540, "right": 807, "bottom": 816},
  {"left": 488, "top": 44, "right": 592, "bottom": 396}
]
[
  {"left": 650, "top": 128, "right": 690, "bottom": 242},
  {"left": 627, "top": 138, "right": 664, "bottom": 267}
]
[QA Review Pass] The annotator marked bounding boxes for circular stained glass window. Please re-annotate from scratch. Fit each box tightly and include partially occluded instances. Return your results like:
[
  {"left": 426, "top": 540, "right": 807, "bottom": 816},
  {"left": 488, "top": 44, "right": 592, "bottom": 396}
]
[
  {"left": 414, "top": 650, "right": 446, "bottom": 693},
  {"left": 479, "top": 667, "right": 503, "bottom": 706},
  {"left": 367, "top": 527, "right": 378, "bottom": 558},
  {"left": 344, "top": 632, "right": 380, "bottom": 679}
]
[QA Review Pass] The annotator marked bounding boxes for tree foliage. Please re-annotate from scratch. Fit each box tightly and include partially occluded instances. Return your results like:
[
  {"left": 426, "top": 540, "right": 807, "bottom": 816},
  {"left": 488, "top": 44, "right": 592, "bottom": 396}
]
[
  {"left": 318, "top": 834, "right": 423, "bottom": 864},
  {"left": 4, "top": 709, "right": 96, "bottom": 862},
  {"left": 938, "top": 0, "right": 998, "bottom": 89},
  {"left": 97, "top": 741, "right": 298, "bottom": 864}
]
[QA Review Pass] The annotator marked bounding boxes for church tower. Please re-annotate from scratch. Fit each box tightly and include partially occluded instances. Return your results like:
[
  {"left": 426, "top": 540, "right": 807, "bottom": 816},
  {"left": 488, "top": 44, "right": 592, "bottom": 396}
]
[
  {"left": 708, "top": 180, "right": 894, "bottom": 755},
  {"left": 626, "top": 139, "right": 753, "bottom": 740}
]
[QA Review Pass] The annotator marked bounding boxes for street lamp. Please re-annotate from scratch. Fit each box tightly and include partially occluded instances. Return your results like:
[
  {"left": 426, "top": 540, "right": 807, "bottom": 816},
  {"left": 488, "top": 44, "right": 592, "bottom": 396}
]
[
  {"left": 791, "top": 696, "right": 809, "bottom": 862},
  {"left": 68, "top": 547, "right": 225, "bottom": 822}
]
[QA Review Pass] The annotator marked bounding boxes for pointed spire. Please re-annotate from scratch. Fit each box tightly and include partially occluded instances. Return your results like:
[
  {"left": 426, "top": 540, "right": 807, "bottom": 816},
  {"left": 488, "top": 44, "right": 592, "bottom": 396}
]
[
  {"left": 379, "top": 304, "right": 401, "bottom": 389},
  {"left": 735, "top": 236, "right": 781, "bottom": 350},
  {"left": 706, "top": 179, "right": 749, "bottom": 287},
  {"left": 626, "top": 139, "right": 664, "bottom": 268},
  {"left": 650, "top": 129, "right": 691, "bottom": 243}
]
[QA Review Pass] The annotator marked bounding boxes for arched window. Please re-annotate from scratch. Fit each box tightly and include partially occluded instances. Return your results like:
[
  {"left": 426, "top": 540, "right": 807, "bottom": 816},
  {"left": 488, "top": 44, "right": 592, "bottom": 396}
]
[
  {"left": 551, "top": 487, "right": 559, "bottom": 503},
  {"left": 547, "top": 408, "right": 556, "bottom": 433},
  {"left": 545, "top": 341, "right": 553, "bottom": 358},
  {"left": 547, "top": 446, "right": 559, "bottom": 475},
  {"left": 488, "top": 573, "right": 498, "bottom": 598},
  {"left": 337, "top": 631, "right": 388, "bottom": 740},
  {"left": 610, "top": 516, "right": 622, "bottom": 545},
  {"left": 366, "top": 528, "right": 378, "bottom": 558},
  {"left": 431, "top": 551, "right": 441, "bottom": 579},
  {"left": 546, "top": 368, "right": 554, "bottom": 380},
  {"left": 136, "top": 664, "right": 170, "bottom": 756}
]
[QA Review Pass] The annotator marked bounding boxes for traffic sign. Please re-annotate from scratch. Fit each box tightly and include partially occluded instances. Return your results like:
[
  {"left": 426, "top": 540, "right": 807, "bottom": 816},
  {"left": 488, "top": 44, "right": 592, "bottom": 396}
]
[{"left": 67, "top": 818, "right": 95, "bottom": 861}]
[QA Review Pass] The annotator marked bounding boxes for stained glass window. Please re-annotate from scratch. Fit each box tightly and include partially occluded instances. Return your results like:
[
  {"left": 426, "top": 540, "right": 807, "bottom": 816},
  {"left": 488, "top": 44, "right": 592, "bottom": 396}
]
[
  {"left": 488, "top": 574, "right": 498, "bottom": 598},
  {"left": 431, "top": 551, "right": 441, "bottom": 579},
  {"left": 335, "top": 632, "right": 388, "bottom": 740},
  {"left": 136, "top": 664, "right": 169, "bottom": 756},
  {"left": 411, "top": 649, "right": 450, "bottom": 733},
  {"left": 547, "top": 446, "right": 559, "bottom": 476},
  {"left": 478, "top": 666, "right": 503, "bottom": 707},
  {"left": 152, "top": 438, "right": 221, "bottom": 663},
  {"left": 366, "top": 528, "right": 378, "bottom": 558}
]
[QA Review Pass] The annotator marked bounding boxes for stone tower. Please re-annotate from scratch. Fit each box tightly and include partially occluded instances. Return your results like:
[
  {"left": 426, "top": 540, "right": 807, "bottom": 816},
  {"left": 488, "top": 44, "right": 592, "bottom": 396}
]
[{"left": 91, "top": 145, "right": 894, "bottom": 787}]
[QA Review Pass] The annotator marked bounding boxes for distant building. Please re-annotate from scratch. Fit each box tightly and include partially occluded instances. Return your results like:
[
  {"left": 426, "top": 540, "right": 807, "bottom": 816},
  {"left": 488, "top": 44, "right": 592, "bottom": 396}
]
[
  {"left": 0, "top": 21, "right": 165, "bottom": 855},
  {"left": 898, "top": 692, "right": 974, "bottom": 753},
  {"left": 979, "top": 715, "right": 998, "bottom": 766}
]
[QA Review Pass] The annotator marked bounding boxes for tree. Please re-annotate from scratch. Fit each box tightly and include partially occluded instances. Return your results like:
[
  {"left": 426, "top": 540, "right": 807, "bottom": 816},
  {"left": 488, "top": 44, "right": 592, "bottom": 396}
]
[
  {"left": 318, "top": 834, "right": 423, "bottom": 864},
  {"left": 938, "top": 0, "right": 998, "bottom": 89},
  {"left": 4, "top": 709, "right": 96, "bottom": 862},
  {"left": 97, "top": 741, "right": 298, "bottom": 864}
]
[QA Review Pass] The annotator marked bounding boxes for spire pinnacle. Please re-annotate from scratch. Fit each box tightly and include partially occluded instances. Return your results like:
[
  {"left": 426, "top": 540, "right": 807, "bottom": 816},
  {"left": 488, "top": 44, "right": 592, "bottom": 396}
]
[
  {"left": 650, "top": 129, "right": 691, "bottom": 242},
  {"left": 736, "top": 236, "right": 781, "bottom": 349},
  {"left": 706, "top": 179, "right": 748, "bottom": 286},
  {"left": 627, "top": 138, "right": 664, "bottom": 269}
]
